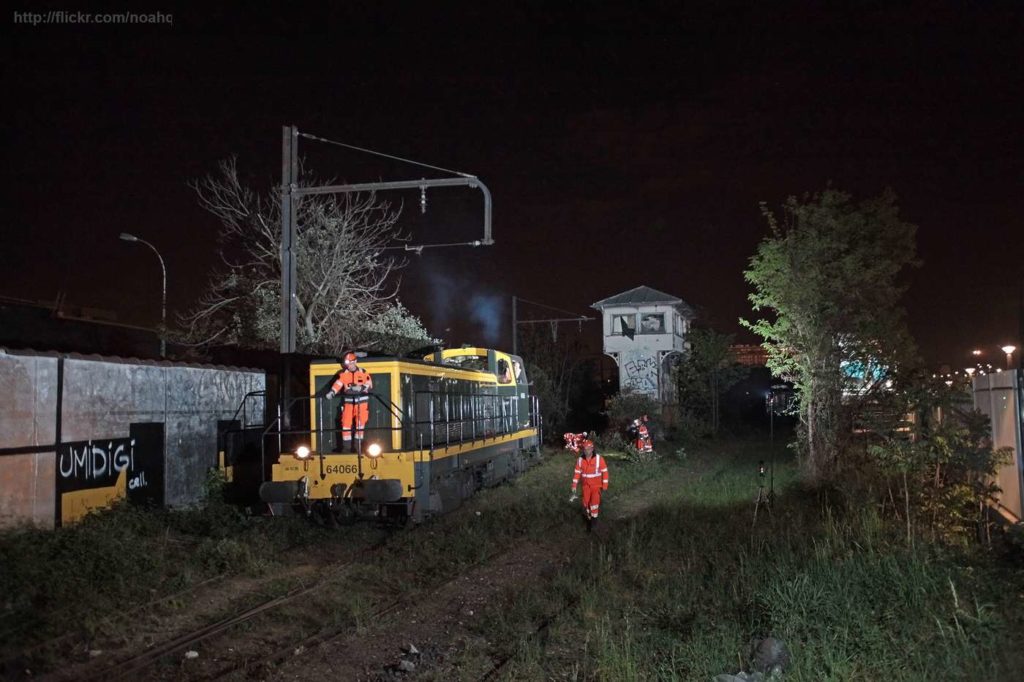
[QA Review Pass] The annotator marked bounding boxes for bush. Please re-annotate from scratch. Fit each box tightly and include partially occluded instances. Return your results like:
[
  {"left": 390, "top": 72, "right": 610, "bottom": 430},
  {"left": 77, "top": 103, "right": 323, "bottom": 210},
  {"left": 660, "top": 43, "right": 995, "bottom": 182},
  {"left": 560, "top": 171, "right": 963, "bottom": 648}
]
[
  {"left": 604, "top": 391, "right": 661, "bottom": 438},
  {"left": 595, "top": 431, "right": 626, "bottom": 454},
  {"left": 863, "top": 407, "right": 1013, "bottom": 544},
  {"left": 624, "top": 443, "right": 659, "bottom": 465}
]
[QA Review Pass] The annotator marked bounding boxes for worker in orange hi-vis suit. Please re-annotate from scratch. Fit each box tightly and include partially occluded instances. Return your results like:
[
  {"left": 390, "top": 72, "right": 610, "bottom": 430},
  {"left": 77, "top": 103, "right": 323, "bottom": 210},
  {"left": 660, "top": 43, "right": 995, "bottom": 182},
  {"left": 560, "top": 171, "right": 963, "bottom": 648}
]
[
  {"left": 563, "top": 432, "right": 589, "bottom": 454},
  {"left": 570, "top": 440, "right": 609, "bottom": 531},
  {"left": 325, "top": 352, "right": 373, "bottom": 453}
]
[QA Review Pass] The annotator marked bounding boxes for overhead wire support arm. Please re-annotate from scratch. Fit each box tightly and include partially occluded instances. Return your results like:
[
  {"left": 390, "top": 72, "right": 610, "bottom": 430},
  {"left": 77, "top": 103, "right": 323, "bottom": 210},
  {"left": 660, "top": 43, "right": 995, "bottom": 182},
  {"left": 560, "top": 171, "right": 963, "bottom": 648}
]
[
  {"left": 280, "top": 124, "right": 496, "bottom": 356},
  {"left": 293, "top": 177, "right": 493, "bottom": 246},
  {"left": 511, "top": 293, "right": 595, "bottom": 354},
  {"left": 516, "top": 316, "right": 595, "bottom": 324}
]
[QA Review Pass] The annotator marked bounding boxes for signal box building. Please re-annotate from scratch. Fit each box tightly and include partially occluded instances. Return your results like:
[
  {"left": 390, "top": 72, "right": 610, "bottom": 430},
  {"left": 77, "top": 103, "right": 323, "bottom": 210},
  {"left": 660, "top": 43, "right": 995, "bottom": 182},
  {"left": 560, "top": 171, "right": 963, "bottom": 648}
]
[{"left": 592, "top": 285, "right": 694, "bottom": 403}]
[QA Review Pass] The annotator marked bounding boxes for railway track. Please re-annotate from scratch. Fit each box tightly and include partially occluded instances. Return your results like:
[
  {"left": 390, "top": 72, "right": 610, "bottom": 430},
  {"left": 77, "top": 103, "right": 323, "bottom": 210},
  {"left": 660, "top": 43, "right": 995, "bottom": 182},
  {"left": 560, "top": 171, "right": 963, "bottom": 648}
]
[
  {"left": 196, "top": 517, "right": 575, "bottom": 681},
  {"left": 35, "top": 533, "right": 392, "bottom": 682},
  {"left": 55, "top": 506, "right": 544, "bottom": 681},
  {"left": 1, "top": 572, "right": 227, "bottom": 672},
  {"left": 24, "top": 454, "right": 581, "bottom": 681},
  {"left": 477, "top": 596, "right": 580, "bottom": 682}
]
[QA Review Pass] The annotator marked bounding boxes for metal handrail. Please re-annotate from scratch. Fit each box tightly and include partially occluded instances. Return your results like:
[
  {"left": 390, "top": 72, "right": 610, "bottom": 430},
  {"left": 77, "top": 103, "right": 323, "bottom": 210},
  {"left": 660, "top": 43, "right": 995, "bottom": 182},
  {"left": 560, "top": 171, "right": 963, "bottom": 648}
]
[
  {"left": 230, "top": 390, "right": 267, "bottom": 427},
  {"left": 260, "top": 386, "right": 540, "bottom": 478}
]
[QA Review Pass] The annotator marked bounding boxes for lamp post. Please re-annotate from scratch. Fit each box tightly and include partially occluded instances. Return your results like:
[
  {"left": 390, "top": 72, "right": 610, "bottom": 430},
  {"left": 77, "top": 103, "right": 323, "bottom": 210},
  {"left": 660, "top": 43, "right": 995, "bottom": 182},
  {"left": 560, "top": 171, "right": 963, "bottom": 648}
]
[
  {"left": 120, "top": 233, "right": 166, "bottom": 358},
  {"left": 767, "top": 383, "right": 786, "bottom": 502},
  {"left": 1001, "top": 345, "right": 1017, "bottom": 370}
]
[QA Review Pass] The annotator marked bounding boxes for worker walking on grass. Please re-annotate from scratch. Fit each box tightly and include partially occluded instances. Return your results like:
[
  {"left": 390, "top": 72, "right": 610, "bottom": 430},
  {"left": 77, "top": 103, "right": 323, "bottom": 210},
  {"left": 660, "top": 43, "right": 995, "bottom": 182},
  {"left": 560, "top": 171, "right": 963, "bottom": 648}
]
[
  {"left": 325, "top": 351, "right": 373, "bottom": 453},
  {"left": 570, "top": 440, "right": 609, "bottom": 531}
]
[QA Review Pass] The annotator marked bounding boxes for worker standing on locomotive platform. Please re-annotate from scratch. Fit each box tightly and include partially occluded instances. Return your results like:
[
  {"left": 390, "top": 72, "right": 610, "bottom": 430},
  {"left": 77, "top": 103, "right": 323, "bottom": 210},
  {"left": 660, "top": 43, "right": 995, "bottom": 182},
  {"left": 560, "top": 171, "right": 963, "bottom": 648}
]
[
  {"left": 570, "top": 440, "right": 609, "bottom": 531},
  {"left": 325, "top": 351, "right": 373, "bottom": 453}
]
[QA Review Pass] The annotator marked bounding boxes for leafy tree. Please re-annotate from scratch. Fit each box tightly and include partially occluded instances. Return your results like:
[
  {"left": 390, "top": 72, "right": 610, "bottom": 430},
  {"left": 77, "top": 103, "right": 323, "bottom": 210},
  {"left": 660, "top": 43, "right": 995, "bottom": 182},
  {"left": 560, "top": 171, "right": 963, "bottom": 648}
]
[
  {"left": 673, "top": 328, "right": 748, "bottom": 437},
  {"left": 180, "top": 158, "right": 408, "bottom": 353},
  {"left": 354, "top": 300, "right": 439, "bottom": 356},
  {"left": 742, "top": 188, "right": 918, "bottom": 479}
]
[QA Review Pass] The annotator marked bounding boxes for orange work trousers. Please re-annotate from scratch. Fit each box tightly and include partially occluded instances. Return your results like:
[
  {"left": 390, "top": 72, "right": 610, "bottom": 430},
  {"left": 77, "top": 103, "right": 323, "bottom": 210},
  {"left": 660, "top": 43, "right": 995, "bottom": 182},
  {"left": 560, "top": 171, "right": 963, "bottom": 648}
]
[
  {"left": 581, "top": 483, "right": 603, "bottom": 519},
  {"left": 340, "top": 400, "right": 369, "bottom": 443}
]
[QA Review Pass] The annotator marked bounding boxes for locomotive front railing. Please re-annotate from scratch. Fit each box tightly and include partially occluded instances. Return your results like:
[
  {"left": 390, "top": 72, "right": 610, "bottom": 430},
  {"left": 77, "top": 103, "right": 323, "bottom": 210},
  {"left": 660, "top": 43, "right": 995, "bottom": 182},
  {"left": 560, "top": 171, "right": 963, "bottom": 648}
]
[{"left": 263, "top": 385, "right": 539, "bottom": 479}]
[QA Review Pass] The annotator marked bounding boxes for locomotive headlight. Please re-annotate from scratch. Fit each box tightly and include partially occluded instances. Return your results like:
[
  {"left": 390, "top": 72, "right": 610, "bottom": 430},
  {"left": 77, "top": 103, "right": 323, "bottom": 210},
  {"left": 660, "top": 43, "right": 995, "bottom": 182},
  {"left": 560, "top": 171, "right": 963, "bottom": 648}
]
[
  {"left": 294, "top": 445, "right": 312, "bottom": 460},
  {"left": 366, "top": 442, "right": 382, "bottom": 458}
]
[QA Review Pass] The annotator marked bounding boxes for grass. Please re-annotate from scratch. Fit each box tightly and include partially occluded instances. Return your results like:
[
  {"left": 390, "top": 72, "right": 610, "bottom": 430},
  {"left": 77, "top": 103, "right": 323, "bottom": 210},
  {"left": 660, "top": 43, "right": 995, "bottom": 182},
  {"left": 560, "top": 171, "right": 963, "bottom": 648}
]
[
  {"left": 0, "top": 482, "right": 368, "bottom": 666},
  {"left": 0, "top": 448, "right": 661, "bottom": 677},
  {"left": 483, "top": 437, "right": 1024, "bottom": 681},
  {"left": 3, "top": 439, "right": 1021, "bottom": 681}
]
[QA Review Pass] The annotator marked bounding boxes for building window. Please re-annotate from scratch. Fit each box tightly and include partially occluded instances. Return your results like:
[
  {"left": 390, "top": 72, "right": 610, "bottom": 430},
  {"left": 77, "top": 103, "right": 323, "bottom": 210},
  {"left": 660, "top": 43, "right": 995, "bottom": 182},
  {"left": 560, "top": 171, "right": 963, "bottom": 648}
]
[
  {"left": 639, "top": 313, "right": 665, "bottom": 334},
  {"left": 611, "top": 314, "right": 636, "bottom": 336}
]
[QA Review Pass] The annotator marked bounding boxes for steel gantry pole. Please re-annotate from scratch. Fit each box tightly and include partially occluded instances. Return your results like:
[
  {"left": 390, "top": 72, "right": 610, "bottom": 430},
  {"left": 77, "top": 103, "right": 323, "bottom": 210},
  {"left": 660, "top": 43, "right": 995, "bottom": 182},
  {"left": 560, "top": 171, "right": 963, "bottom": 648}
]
[
  {"left": 278, "top": 127, "right": 494, "bottom": 355},
  {"left": 512, "top": 295, "right": 518, "bottom": 356},
  {"left": 280, "top": 125, "right": 299, "bottom": 354}
]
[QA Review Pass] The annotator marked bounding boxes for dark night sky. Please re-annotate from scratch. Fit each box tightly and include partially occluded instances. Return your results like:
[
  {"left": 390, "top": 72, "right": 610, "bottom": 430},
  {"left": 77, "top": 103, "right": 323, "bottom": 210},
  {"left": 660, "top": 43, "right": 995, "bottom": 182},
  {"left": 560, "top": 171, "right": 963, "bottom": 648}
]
[{"left": 4, "top": 3, "right": 1023, "bottom": 366}]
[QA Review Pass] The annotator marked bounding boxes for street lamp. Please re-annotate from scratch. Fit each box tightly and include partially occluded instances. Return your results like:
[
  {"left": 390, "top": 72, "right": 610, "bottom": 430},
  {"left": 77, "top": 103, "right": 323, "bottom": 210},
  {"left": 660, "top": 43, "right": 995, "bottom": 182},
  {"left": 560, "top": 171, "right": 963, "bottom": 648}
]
[
  {"left": 119, "top": 232, "right": 166, "bottom": 358},
  {"left": 1002, "top": 345, "right": 1017, "bottom": 370}
]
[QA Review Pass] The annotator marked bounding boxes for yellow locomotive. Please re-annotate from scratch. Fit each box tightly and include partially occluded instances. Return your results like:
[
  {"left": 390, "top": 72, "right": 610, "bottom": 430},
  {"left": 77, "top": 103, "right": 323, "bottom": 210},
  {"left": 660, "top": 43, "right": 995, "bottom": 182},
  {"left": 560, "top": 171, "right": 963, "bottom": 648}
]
[{"left": 259, "top": 347, "right": 541, "bottom": 524}]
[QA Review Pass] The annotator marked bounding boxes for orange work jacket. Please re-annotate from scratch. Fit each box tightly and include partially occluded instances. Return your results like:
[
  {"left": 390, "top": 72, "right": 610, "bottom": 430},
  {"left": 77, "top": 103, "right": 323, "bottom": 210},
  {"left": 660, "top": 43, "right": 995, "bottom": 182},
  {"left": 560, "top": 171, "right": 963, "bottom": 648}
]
[
  {"left": 330, "top": 367, "right": 373, "bottom": 401},
  {"left": 572, "top": 453, "right": 609, "bottom": 490}
]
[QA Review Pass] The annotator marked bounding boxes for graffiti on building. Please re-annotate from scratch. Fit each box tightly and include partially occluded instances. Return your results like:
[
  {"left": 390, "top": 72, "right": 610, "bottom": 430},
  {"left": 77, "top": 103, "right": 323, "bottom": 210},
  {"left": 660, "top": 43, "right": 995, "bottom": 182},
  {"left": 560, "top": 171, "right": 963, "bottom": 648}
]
[
  {"left": 59, "top": 439, "right": 135, "bottom": 484},
  {"left": 55, "top": 422, "right": 164, "bottom": 526},
  {"left": 622, "top": 352, "right": 658, "bottom": 395}
]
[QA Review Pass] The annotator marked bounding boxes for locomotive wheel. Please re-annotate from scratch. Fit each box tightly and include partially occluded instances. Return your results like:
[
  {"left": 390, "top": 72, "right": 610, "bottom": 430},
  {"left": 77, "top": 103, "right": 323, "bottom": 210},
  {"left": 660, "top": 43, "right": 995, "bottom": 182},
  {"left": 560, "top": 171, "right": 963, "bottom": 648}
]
[
  {"left": 311, "top": 501, "right": 335, "bottom": 527},
  {"left": 330, "top": 500, "right": 358, "bottom": 526}
]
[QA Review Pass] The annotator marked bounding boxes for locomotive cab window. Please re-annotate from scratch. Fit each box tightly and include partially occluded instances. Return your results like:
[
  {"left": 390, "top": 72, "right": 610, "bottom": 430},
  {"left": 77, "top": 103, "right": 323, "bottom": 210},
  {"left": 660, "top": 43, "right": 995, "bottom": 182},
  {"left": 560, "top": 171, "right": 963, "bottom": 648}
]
[{"left": 443, "top": 355, "right": 486, "bottom": 371}]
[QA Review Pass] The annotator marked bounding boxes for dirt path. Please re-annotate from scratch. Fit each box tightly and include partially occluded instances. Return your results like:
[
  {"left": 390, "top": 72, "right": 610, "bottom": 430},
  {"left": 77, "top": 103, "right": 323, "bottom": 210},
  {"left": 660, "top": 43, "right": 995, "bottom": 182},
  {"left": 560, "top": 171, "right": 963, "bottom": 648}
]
[{"left": 264, "top": 539, "right": 568, "bottom": 681}]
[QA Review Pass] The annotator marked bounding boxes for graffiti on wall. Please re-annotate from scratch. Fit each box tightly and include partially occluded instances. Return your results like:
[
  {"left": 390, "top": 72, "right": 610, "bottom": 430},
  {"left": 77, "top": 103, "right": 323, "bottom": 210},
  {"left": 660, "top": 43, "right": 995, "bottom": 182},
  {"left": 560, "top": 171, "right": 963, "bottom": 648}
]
[
  {"left": 55, "top": 422, "right": 164, "bottom": 526},
  {"left": 621, "top": 351, "right": 658, "bottom": 396}
]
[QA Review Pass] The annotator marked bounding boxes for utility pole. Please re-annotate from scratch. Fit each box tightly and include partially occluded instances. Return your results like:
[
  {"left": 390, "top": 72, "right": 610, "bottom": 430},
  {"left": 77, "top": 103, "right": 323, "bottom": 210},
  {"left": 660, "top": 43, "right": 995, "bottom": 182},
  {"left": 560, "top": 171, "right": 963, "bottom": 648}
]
[
  {"left": 279, "top": 126, "right": 494, "bottom": 355},
  {"left": 512, "top": 295, "right": 518, "bottom": 356},
  {"left": 280, "top": 125, "right": 298, "bottom": 354}
]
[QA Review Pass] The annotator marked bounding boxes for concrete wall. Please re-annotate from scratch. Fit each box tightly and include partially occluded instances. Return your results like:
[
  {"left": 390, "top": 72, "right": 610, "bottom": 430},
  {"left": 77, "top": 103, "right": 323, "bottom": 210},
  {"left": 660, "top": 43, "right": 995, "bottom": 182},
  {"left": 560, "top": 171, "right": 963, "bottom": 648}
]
[
  {"left": 0, "top": 349, "right": 265, "bottom": 527},
  {"left": 0, "top": 451, "right": 56, "bottom": 528},
  {"left": 0, "top": 353, "right": 58, "bottom": 446},
  {"left": 0, "top": 353, "right": 58, "bottom": 527}
]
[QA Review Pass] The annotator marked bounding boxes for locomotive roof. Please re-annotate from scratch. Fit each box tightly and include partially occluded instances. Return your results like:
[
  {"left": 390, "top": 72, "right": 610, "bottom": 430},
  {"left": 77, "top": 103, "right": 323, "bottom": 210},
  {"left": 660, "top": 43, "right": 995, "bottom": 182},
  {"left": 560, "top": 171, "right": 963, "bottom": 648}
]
[{"left": 310, "top": 347, "right": 521, "bottom": 373}]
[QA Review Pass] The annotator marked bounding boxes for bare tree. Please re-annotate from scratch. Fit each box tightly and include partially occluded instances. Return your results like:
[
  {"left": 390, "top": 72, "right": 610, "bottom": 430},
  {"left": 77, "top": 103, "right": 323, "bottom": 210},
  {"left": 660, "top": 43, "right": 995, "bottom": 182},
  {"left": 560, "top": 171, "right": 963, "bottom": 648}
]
[{"left": 181, "top": 158, "right": 409, "bottom": 353}]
